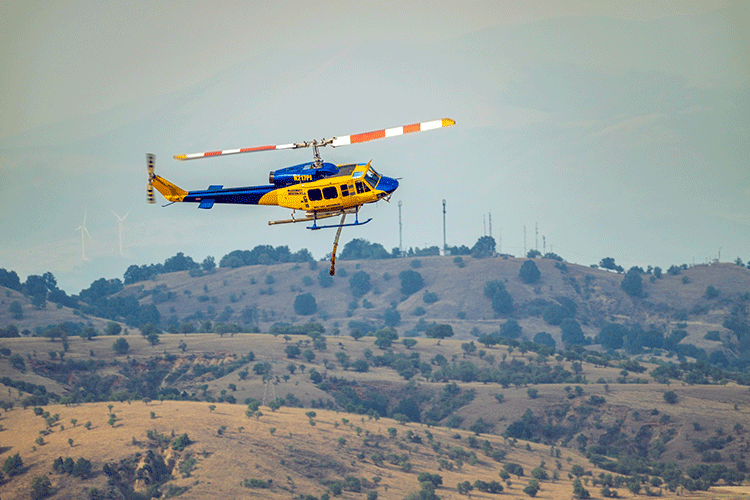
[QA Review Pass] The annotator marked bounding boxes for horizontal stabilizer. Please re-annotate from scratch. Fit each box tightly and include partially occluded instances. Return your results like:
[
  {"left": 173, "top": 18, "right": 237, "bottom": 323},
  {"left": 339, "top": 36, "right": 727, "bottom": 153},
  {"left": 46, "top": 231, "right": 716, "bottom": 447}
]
[
  {"left": 198, "top": 199, "right": 215, "bottom": 209},
  {"left": 207, "top": 185, "right": 224, "bottom": 191}
]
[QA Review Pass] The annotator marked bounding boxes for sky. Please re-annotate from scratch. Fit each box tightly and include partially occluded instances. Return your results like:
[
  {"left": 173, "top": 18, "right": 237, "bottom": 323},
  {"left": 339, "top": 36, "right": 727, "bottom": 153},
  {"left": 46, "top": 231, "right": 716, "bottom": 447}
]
[{"left": 1, "top": 1, "right": 749, "bottom": 294}]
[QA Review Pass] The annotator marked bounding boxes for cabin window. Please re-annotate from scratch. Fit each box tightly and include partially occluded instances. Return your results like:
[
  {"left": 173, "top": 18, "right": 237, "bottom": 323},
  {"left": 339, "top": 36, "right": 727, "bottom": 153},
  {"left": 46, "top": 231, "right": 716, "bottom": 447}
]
[
  {"left": 322, "top": 186, "right": 338, "bottom": 199},
  {"left": 308, "top": 188, "right": 322, "bottom": 201},
  {"left": 355, "top": 181, "right": 370, "bottom": 194},
  {"left": 341, "top": 184, "right": 350, "bottom": 197}
]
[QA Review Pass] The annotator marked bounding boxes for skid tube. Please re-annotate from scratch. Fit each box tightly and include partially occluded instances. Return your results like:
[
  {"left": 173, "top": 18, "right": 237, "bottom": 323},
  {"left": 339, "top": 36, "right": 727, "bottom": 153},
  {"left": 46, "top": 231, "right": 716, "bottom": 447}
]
[{"left": 307, "top": 207, "right": 371, "bottom": 230}]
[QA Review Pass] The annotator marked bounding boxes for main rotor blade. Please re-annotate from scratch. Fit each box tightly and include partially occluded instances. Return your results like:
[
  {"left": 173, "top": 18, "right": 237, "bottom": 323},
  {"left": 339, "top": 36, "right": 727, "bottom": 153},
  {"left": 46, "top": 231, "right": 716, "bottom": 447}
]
[
  {"left": 331, "top": 118, "right": 455, "bottom": 147},
  {"left": 174, "top": 143, "right": 298, "bottom": 161},
  {"left": 172, "top": 117, "right": 455, "bottom": 161}
]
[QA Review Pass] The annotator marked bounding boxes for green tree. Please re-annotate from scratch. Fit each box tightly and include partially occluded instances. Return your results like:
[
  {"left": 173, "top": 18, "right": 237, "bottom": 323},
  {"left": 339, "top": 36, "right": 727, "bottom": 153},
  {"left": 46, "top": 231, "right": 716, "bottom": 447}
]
[
  {"left": 663, "top": 390, "right": 678, "bottom": 404},
  {"left": 112, "top": 337, "right": 130, "bottom": 354},
  {"left": 560, "top": 318, "right": 585, "bottom": 346},
  {"left": 500, "top": 319, "right": 522, "bottom": 338},
  {"left": 384, "top": 306, "right": 401, "bottom": 327},
  {"left": 572, "top": 478, "right": 590, "bottom": 499},
  {"left": 519, "top": 260, "right": 541, "bottom": 284},
  {"left": 105, "top": 322, "right": 122, "bottom": 336},
  {"left": 349, "top": 271, "right": 372, "bottom": 297},
  {"left": 9, "top": 300, "right": 23, "bottom": 320},
  {"left": 599, "top": 257, "right": 623, "bottom": 273},
  {"left": 533, "top": 332, "right": 556, "bottom": 349},
  {"left": 309, "top": 368, "right": 323, "bottom": 384},
  {"left": 523, "top": 479, "right": 540, "bottom": 497},
  {"left": 30, "top": 474, "right": 52, "bottom": 499},
  {"left": 426, "top": 324, "right": 454, "bottom": 339},
  {"left": 399, "top": 270, "right": 424, "bottom": 295},
  {"left": 374, "top": 328, "right": 398, "bottom": 349},
  {"left": 202, "top": 255, "right": 216, "bottom": 272},
  {"left": 3, "top": 452, "right": 23, "bottom": 477},
  {"left": 457, "top": 480, "right": 473, "bottom": 494},
  {"left": 294, "top": 293, "right": 318, "bottom": 315},
  {"left": 621, "top": 267, "right": 643, "bottom": 297},
  {"left": 484, "top": 280, "right": 514, "bottom": 315},
  {"left": 471, "top": 235, "right": 496, "bottom": 258},
  {"left": 146, "top": 332, "right": 160, "bottom": 346},
  {"left": 285, "top": 344, "right": 301, "bottom": 359},
  {"left": 72, "top": 458, "right": 92, "bottom": 478}
]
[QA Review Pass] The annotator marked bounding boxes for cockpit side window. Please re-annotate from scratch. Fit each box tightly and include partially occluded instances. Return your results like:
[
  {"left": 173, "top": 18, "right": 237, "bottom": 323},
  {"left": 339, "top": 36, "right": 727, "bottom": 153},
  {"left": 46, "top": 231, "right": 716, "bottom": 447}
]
[{"left": 364, "top": 168, "right": 380, "bottom": 189}]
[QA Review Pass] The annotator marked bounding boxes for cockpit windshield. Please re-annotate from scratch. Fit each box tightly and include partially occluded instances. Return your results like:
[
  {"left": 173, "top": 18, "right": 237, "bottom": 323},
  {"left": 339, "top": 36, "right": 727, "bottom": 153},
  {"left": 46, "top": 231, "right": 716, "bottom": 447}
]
[{"left": 364, "top": 167, "right": 381, "bottom": 189}]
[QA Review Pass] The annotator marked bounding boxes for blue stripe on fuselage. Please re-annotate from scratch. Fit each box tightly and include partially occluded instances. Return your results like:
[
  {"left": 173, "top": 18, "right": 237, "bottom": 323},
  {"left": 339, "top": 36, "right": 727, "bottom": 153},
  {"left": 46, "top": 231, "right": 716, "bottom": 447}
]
[{"left": 183, "top": 185, "right": 275, "bottom": 205}]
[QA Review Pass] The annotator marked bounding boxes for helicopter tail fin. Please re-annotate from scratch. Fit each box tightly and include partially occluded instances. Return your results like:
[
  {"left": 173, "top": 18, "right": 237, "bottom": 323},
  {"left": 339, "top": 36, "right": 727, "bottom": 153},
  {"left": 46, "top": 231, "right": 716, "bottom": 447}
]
[{"left": 147, "top": 154, "right": 187, "bottom": 203}]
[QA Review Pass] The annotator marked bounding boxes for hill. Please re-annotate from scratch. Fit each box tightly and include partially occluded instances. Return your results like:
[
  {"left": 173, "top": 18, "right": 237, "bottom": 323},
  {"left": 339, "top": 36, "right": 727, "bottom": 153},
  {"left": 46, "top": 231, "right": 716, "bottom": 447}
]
[
  {"left": 112, "top": 255, "right": 750, "bottom": 361},
  {"left": 0, "top": 331, "right": 749, "bottom": 498},
  {"left": 2, "top": 255, "right": 750, "bottom": 497}
]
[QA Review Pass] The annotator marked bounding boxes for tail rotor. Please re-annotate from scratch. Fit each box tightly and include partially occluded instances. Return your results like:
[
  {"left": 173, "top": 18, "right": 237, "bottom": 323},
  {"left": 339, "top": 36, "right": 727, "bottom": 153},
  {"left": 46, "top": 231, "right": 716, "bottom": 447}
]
[{"left": 147, "top": 153, "right": 155, "bottom": 204}]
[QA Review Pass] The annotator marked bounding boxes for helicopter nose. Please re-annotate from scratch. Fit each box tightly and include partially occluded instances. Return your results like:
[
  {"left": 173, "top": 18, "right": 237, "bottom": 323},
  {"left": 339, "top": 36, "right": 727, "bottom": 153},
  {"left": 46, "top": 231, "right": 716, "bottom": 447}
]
[{"left": 379, "top": 176, "right": 399, "bottom": 194}]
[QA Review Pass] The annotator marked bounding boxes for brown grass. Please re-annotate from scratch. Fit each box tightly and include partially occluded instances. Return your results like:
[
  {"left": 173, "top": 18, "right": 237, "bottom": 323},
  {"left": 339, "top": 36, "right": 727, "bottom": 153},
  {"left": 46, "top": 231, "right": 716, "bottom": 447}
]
[
  {"left": 3, "top": 399, "right": 748, "bottom": 500},
  {"left": 1, "top": 332, "right": 750, "bottom": 498}
]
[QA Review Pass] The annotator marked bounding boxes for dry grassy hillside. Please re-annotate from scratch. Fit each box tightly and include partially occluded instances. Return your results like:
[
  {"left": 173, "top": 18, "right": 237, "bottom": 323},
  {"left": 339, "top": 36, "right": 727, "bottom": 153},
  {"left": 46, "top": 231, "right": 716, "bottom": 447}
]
[
  {"left": 111, "top": 257, "right": 750, "bottom": 354},
  {"left": 0, "top": 287, "right": 113, "bottom": 335},
  {"left": 1, "top": 333, "right": 750, "bottom": 498},
  {"left": 0, "top": 400, "right": 748, "bottom": 500}
]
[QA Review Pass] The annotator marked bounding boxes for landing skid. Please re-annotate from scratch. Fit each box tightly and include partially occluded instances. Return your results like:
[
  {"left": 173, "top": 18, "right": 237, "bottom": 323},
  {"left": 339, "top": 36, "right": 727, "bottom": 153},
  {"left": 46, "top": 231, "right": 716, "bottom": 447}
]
[{"left": 308, "top": 217, "right": 371, "bottom": 230}]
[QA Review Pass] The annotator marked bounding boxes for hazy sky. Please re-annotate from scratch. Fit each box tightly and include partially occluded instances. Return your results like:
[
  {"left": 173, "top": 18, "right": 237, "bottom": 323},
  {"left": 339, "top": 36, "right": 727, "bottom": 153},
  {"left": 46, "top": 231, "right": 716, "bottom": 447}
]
[{"left": 1, "top": 1, "right": 749, "bottom": 294}]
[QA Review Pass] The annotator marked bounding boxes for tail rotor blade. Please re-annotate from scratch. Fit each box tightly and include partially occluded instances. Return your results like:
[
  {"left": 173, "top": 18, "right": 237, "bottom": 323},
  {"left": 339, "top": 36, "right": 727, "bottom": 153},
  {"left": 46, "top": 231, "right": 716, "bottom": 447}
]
[{"left": 147, "top": 153, "right": 155, "bottom": 204}]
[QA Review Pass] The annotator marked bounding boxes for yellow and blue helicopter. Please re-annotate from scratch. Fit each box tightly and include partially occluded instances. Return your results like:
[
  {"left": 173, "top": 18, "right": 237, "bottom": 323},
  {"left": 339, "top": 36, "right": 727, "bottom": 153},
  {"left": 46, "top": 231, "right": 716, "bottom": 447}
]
[{"left": 147, "top": 118, "right": 455, "bottom": 274}]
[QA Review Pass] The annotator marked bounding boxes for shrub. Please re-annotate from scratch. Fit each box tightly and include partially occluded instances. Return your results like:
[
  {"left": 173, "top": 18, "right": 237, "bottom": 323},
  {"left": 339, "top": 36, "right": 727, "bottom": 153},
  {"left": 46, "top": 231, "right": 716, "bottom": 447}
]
[
  {"left": 621, "top": 267, "right": 643, "bottom": 297},
  {"left": 294, "top": 293, "right": 317, "bottom": 315},
  {"left": 30, "top": 474, "right": 52, "bottom": 499},
  {"left": 172, "top": 433, "right": 191, "bottom": 451},
  {"left": 519, "top": 260, "right": 541, "bottom": 284},
  {"left": 349, "top": 271, "right": 372, "bottom": 297},
  {"left": 426, "top": 324, "right": 454, "bottom": 339},
  {"left": 3, "top": 452, "right": 23, "bottom": 477},
  {"left": 399, "top": 270, "right": 424, "bottom": 295},
  {"left": 112, "top": 337, "right": 129, "bottom": 355},
  {"left": 484, "top": 280, "right": 513, "bottom": 315},
  {"left": 523, "top": 479, "right": 540, "bottom": 497},
  {"left": 663, "top": 390, "right": 678, "bottom": 404}
]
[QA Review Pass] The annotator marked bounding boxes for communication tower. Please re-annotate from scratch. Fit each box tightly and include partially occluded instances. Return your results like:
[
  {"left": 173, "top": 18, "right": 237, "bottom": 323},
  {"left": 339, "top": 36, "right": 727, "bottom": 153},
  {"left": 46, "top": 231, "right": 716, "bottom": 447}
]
[
  {"left": 398, "top": 200, "right": 403, "bottom": 254},
  {"left": 442, "top": 199, "right": 447, "bottom": 252}
]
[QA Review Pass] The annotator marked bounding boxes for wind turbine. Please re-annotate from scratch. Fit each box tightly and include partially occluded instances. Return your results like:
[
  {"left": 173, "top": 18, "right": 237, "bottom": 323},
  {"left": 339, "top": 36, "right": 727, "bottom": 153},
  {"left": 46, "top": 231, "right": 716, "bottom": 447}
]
[
  {"left": 75, "top": 209, "right": 92, "bottom": 261},
  {"left": 112, "top": 210, "right": 130, "bottom": 257}
]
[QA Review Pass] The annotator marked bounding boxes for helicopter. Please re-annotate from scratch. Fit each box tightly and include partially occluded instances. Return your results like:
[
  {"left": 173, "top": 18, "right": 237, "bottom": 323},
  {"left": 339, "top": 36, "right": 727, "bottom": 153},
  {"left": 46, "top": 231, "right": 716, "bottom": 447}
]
[{"left": 147, "top": 118, "right": 455, "bottom": 275}]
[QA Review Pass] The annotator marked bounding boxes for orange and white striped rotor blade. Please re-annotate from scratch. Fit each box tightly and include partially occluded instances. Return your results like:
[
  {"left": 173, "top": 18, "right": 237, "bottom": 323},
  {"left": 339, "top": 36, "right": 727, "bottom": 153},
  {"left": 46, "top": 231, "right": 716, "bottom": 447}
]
[
  {"left": 331, "top": 118, "right": 455, "bottom": 148},
  {"left": 173, "top": 142, "right": 298, "bottom": 161}
]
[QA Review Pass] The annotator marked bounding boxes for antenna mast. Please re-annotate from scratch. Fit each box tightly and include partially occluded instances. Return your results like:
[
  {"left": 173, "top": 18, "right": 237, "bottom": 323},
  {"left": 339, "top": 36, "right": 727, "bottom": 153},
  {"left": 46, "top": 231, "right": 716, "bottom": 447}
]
[
  {"left": 442, "top": 199, "right": 447, "bottom": 253},
  {"left": 398, "top": 200, "right": 403, "bottom": 255}
]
